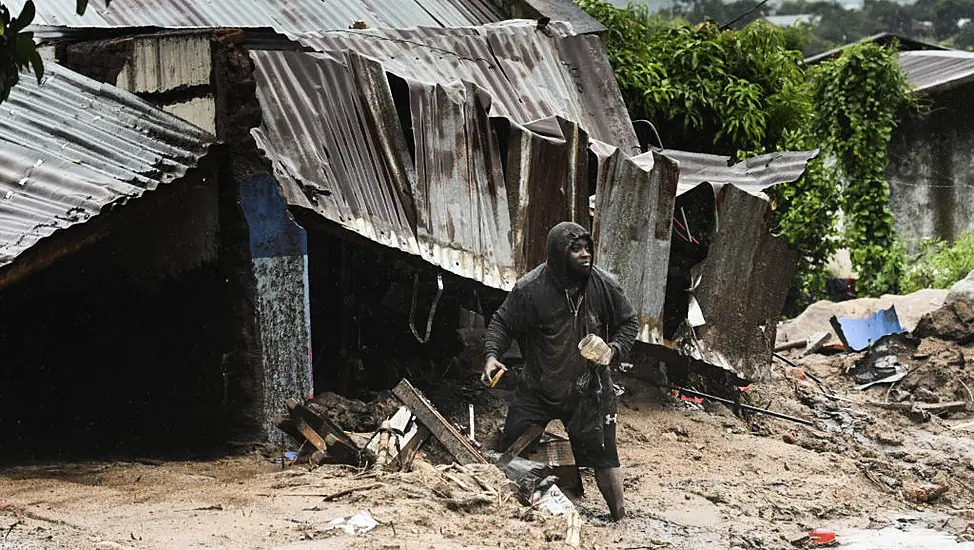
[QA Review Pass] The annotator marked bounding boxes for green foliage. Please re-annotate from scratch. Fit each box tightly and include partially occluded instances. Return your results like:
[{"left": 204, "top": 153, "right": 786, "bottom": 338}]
[
  {"left": 583, "top": 1, "right": 916, "bottom": 305},
  {"left": 900, "top": 232, "right": 974, "bottom": 293},
  {"left": 0, "top": 1, "right": 42, "bottom": 102},
  {"left": 0, "top": 0, "right": 104, "bottom": 103},
  {"left": 810, "top": 42, "right": 913, "bottom": 296},
  {"left": 580, "top": 0, "right": 811, "bottom": 157}
]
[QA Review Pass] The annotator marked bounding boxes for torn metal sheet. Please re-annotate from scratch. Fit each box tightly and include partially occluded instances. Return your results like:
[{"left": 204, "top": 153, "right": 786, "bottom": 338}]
[
  {"left": 251, "top": 21, "right": 616, "bottom": 290},
  {"left": 12, "top": 0, "right": 503, "bottom": 33},
  {"left": 592, "top": 142, "right": 678, "bottom": 345},
  {"left": 252, "top": 25, "right": 608, "bottom": 290},
  {"left": 672, "top": 183, "right": 801, "bottom": 382},
  {"left": 505, "top": 117, "right": 591, "bottom": 273},
  {"left": 296, "top": 21, "right": 639, "bottom": 151},
  {"left": 0, "top": 62, "right": 214, "bottom": 271},
  {"left": 831, "top": 306, "right": 908, "bottom": 352},
  {"left": 661, "top": 149, "right": 820, "bottom": 196}
]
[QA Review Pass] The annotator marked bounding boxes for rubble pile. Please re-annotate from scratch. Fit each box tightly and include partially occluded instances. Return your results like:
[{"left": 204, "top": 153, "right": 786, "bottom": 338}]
[
  {"left": 273, "top": 377, "right": 591, "bottom": 546},
  {"left": 751, "top": 271, "right": 974, "bottom": 538}
]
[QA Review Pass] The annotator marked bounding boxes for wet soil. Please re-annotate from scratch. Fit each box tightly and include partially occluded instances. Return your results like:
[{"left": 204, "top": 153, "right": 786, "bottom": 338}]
[{"left": 3, "top": 341, "right": 974, "bottom": 549}]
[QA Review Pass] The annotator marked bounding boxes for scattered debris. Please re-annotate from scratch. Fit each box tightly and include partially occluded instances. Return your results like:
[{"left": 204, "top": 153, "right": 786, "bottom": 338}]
[
  {"left": 324, "top": 510, "right": 378, "bottom": 536},
  {"left": 914, "top": 270, "right": 974, "bottom": 344},
  {"left": 391, "top": 379, "right": 487, "bottom": 465},
  {"left": 532, "top": 484, "right": 576, "bottom": 516},
  {"left": 830, "top": 306, "right": 907, "bottom": 352},
  {"left": 905, "top": 482, "right": 949, "bottom": 504},
  {"left": 808, "top": 528, "right": 837, "bottom": 546}
]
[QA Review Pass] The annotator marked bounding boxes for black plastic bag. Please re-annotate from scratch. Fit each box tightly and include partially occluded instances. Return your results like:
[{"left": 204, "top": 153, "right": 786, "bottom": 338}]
[{"left": 567, "top": 367, "right": 604, "bottom": 451}]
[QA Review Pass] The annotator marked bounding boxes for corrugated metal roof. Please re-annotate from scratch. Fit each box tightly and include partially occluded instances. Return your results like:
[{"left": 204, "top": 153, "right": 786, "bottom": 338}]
[
  {"left": 295, "top": 21, "right": 639, "bottom": 150},
  {"left": 250, "top": 23, "right": 633, "bottom": 290},
  {"left": 9, "top": 0, "right": 504, "bottom": 33},
  {"left": 804, "top": 32, "right": 948, "bottom": 65},
  {"left": 0, "top": 63, "right": 214, "bottom": 269},
  {"left": 660, "top": 149, "right": 819, "bottom": 196},
  {"left": 674, "top": 183, "right": 799, "bottom": 381},
  {"left": 898, "top": 50, "right": 974, "bottom": 92},
  {"left": 251, "top": 44, "right": 596, "bottom": 290}
]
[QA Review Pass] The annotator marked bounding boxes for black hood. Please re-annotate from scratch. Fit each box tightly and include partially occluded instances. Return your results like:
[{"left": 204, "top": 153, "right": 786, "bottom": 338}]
[{"left": 546, "top": 221, "right": 591, "bottom": 288}]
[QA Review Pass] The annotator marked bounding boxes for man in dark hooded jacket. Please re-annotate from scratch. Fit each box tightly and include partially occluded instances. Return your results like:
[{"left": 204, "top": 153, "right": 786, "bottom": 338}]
[{"left": 483, "top": 221, "right": 639, "bottom": 521}]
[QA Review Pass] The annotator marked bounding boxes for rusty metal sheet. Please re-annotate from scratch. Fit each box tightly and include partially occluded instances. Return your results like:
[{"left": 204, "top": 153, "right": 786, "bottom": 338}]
[
  {"left": 661, "top": 149, "right": 819, "bottom": 196},
  {"left": 406, "top": 77, "right": 519, "bottom": 288},
  {"left": 673, "top": 183, "right": 800, "bottom": 382},
  {"left": 251, "top": 50, "right": 420, "bottom": 256},
  {"left": 11, "top": 0, "right": 503, "bottom": 32},
  {"left": 592, "top": 143, "right": 678, "bottom": 345},
  {"left": 504, "top": 117, "right": 590, "bottom": 273},
  {"left": 251, "top": 23, "right": 625, "bottom": 290},
  {"left": 0, "top": 62, "right": 214, "bottom": 271},
  {"left": 296, "top": 21, "right": 638, "bottom": 151}
]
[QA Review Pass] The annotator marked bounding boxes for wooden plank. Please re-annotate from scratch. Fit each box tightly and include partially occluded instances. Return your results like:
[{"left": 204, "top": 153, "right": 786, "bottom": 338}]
[
  {"left": 564, "top": 511, "right": 581, "bottom": 548},
  {"left": 392, "top": 379, "right": 487, "bottom": 465},
  {"left": 498, "top": 424, "right": 544, "bottom": 467},
  {"left": 389, "top": 424, "right": 431, "bottom": 472},
  {"left": 293, "top": 418, "right": 327, "bottom": 451},
  {"left": 286, "top": 398, "right": 362, "bottom": 465},
  {"left": 287, "top": 399, "right": 358, "bottom": 449}
]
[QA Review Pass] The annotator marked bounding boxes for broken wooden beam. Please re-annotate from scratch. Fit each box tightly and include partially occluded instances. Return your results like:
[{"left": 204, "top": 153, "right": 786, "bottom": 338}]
[
  {"left": 286, "top": 398, "right": 365, "bottom": 465},
  {"left": 389, "top": 424, "right": 431, "bottom": 472},
  {"left": 497, "top": 424, "right": 545, "bottom": 468},
  {"left": 293, "top": 418, "right": 327, "bottom": 451},
  {"left": 564, "top": 511, "right": 582, "bottom": 548},
  {"left": 392, "top": 379, "right": 487, "bottom": 465}
]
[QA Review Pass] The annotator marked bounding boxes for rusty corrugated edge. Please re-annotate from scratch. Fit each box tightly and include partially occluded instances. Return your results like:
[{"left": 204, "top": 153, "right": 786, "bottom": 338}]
[
  {"left": 8, "top": 0, "right": 504, "bottom": 33},
  {"left": 0, "top": 62, "right": 215, "bottom": 270},
  {"left": 295, "top": 21, "right": 638, "bottom": 150},
  {"left": 592, "top": 142, "right": 677, "bottom": 345}
]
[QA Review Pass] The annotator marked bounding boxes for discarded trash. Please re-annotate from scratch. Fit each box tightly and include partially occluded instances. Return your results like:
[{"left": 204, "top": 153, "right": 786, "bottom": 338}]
[
  {"left": 324, "top": 510, "right": 378, "bottom": 536},
  {"left": 905, "top": 482, "right": 949, "bottom": 504},
  {"left": 809, "top": 528, "right": 837, "bottom": 546},
  {"left": 284, "top": 451, "right": 297, "bottom": 460},
  {"left": 804, "top": 331, "right": 831, "bottom": 355},
  {"left": 850, "top": 334, "right": 915, "bottom": 389},
  {"left": 830, "top": 306, "right": 906, "bottom": 351},
  {"left": 532, "top": 484, "right": 576, "bottom": 516}
]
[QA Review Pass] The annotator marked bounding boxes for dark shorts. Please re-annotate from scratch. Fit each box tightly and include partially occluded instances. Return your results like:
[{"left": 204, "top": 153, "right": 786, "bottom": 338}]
[{"left": 501, "top": 383, "right": 620, "bottom": 469}]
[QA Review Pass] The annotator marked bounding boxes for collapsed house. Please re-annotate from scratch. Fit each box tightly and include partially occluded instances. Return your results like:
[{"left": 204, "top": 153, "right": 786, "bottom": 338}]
[{"left": 0, "top": 0, "right": 816, "bottom": 456}]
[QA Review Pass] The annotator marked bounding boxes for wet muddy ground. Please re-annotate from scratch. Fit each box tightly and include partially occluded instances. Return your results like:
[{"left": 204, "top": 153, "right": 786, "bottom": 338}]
[{"left": 2, "top": 338, "right": 973, "bottom": 549}]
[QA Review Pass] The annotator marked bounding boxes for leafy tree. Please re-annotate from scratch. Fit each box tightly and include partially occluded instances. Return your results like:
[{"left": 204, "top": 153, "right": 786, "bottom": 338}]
[
  {"left": 581, "top": 0, "right": 914, "bottom": 308},
  {"left": 0, "top": 0, "right": 105, "bottom": 103},
  {"left": 579, "top": 0, "right": 811, "bottom": 156}
]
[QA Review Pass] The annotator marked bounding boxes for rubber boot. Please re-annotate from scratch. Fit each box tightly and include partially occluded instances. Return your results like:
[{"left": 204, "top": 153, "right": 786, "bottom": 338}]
[{"left": 595, "top": 467, "right": 626, "bottom": 521}]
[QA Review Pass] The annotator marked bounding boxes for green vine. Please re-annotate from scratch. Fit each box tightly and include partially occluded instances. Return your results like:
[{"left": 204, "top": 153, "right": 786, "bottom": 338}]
[{"left": 810, "top": 42, "right": 912, "bottom": 297}]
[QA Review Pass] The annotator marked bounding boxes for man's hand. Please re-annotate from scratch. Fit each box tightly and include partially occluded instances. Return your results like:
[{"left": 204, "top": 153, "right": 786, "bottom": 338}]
[
  {"left": 482, "top": 356, "right": 507, "bottom": 387},
  {"left": 579, "top": 334, "right": 614, "bottom": 366},
  {"left": 594, "top": 345, "right": 614, "bottom": 366}
]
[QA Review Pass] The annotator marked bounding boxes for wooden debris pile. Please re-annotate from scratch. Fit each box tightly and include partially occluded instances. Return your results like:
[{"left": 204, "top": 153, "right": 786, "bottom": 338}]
[
  {"left": 275, "top": 378, "right": 487, "bottom": 471},
  {"left": 274, "top": 378, "right": 586, "bottom": 547}
]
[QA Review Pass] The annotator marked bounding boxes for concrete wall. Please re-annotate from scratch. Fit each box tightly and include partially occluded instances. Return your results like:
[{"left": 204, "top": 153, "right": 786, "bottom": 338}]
[
  {"left": 239, "top": 173, "right": 313, "bottom": 446},
  {"left": 888, "top": 85, "right": 974, "bottom": 248}
]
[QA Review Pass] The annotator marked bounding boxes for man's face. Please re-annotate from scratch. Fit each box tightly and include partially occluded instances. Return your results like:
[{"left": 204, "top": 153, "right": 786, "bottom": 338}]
[{"left": 567, "top": 237, "right": 592, "bottom": 275}]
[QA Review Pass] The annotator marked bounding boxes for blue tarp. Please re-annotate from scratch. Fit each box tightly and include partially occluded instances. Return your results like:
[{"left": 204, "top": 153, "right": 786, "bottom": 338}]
[{"left": 830, "top": 306, "right": 907, "bottom": 351}]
